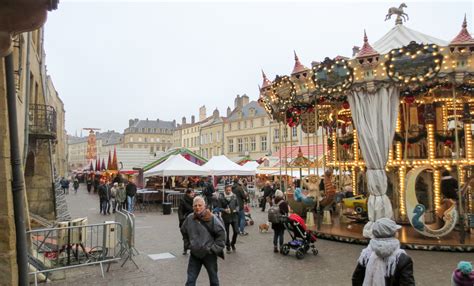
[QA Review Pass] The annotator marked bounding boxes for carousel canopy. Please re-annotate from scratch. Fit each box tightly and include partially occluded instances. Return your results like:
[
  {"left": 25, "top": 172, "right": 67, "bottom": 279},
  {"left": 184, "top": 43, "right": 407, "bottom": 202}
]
[
  {"left": 372, "top": 24, "right": 448, "bottom": 54},
  {"left": 144, "top": 154, "right": 210, "bottom": 177},
  {"left": 203, "top": 155, "right": 256, "bottom": 176}
]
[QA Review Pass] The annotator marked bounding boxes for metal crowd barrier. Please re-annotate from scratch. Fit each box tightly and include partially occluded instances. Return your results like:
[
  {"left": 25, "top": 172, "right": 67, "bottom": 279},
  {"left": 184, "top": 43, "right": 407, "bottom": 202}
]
[
  {"left": 27, "top": 219, "right": 127, "bottom": 285},
  {"left": 167, "top": 192, "right": 185, "bottom": 212}
]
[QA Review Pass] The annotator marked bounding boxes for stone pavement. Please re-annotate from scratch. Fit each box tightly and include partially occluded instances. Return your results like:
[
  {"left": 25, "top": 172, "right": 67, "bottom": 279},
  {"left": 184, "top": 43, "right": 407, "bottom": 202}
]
[{"left": 50, "top": 184, "right": 472, "bottom": 286}]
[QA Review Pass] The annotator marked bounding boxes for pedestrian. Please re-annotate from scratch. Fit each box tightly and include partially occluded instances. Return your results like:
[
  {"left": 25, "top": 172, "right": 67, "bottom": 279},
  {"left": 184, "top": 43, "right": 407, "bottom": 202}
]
[
  {"left": 451, "top": 261, "right": 474, "bottom": 286},
  {"left": 60, "top": 177, "right": 69, "bottom": 195},
  {"left": 116, "top": 182, "right": 127, "bottom": 211},
  {"left": 178, "top": 189, "right": 195, "bottom": 255},
  {"left": 217, "top": 185, "right": 239, "bottom": 253},
  {"left": 110, "top": 182, "right": 118, "bottom": 213},
  {"left": 126, "top": 178, "right": 137, "bottom": 213},
  {"left": 261, "top": 181, "right": 274, "bottom": 212},
  {"left": 232, "top": 178, "right": 248, "bottom": 236},
  {"left": 86, "top": 174, "right": 93, "bottom": 193},
  {"left": 352, "top": 218, "right": 415, "bottom": 286},
  {"left": 181, "top": 196, "right": 226, "bottom": 286},
  {"left": 202, "top": 177, "right": 216, "bottom": 210},
  {"left": 98, "top": 179, "right": 109, "bottom": 215},
  {"left": 73, "top": 178, "right": 79, "bottom": 194},
  {"left": 271, "top": 189, "right": 288, "bottom": 253}
]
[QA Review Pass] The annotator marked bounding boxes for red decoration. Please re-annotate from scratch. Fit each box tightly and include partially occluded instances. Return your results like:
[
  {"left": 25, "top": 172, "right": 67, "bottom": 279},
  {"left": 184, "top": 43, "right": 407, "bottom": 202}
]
[
  {"left": 444, "top": 140, "right": 453, "bottom": 147},
  {"left": 342, "top": 101, "right": 350, "bottom": 109},
  {"left": 405, "top": 96, "right": 415, "bottom": 104},
  {"left": 342, "top": 143, "right": 350, "bottom": 150}
]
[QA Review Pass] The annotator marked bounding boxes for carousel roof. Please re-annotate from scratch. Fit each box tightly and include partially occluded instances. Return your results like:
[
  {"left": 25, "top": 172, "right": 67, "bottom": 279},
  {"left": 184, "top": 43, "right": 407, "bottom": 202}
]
[
  {"left": 292, "top": 51, "right": 309, "bottom": 74},
  {"left": 372, "top": 24, "right": 448, "bottom": 54},
  {"left": 356, "top": 30, "right": 379, "bottom": 58},
  {"left": 261, "top": 70, "right": 272, "bottom": 88},
  {"left": 450, "top": 15, "right": 474, "bottom": 46}
]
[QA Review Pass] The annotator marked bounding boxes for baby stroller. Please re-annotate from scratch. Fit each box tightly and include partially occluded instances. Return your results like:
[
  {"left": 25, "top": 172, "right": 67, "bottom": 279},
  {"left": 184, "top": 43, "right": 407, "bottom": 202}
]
[{"left": 280, "top": 213, "right": 318, "bottom": 259}]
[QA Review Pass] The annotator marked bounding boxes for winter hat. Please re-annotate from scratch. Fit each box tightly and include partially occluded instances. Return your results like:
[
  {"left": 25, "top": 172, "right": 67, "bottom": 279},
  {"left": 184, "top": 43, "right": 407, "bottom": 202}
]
[
  {"left": 275, "top": 189, "right": 284, "bottom": 198},
  {"left": 458, "top": 261, "right": 473, "bottom": 275},
  {"left": 372, "top": 218, "right": 401, "bottom": 238}
]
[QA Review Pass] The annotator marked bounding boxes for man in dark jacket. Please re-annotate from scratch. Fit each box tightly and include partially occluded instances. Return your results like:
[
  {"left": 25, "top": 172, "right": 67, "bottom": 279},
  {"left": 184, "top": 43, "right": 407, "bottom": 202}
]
[
  {"left": 261, "top": 181, "right": 274, "bottom": 212},
  {"left": 217, "top": 185, "right": 239, "bottom": 252},
  {"left": 98, "top": 179, "right": 110, "bottom": 215},
  {"left": 126, "top": 178, "right": 137, "bottom": 212},
  {"left": 232, "top": 179, "right": 248, "bottom": 236},
  {"left": 181, "top": 196, "right": 226, "bottom": 286},
  {"left": 202, "top": 177, "right": 216, "bottom": 210},
  {"left": 179, "top": 189, "right": 195, "bottom": 255},
  {"left": 352, "top": 218, "right": 415, "bottom": 286}
]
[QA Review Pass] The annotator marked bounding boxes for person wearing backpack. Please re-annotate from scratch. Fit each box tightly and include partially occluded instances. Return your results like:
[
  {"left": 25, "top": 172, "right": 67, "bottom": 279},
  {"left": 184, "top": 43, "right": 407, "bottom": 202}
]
[{"left": 270, "top": 189, "right": 288, "bottom": 253}]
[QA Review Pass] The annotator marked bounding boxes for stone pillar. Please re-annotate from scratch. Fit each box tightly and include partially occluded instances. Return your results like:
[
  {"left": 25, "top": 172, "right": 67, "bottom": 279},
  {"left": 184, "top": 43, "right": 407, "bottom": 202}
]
[
  {"left": 24, "top": 141, "right": 55, "bottom": 220},
  {"left": 0, "top": 62, "right": 19, "bottom": 285}
]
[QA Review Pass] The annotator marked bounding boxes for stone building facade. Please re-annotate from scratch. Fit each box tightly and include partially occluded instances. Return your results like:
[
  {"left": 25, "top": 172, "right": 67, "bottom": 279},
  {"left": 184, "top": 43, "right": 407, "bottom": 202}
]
[
  {"left": 123, "top": 118, "right": 176, "bottom": 153},
  {"left": 200, "top": 108, "right": 225, "bottom": 158}
]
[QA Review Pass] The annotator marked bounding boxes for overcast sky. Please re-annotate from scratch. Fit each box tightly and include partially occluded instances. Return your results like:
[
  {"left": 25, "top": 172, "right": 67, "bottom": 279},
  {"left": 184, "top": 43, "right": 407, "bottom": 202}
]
[{"left": 44, "top": 0, "right": 473, "bottom": 136}]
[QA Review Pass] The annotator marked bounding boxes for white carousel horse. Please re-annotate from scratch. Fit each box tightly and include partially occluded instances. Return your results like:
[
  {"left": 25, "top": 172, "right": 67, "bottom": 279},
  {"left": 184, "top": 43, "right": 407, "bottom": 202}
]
[
  {"left": 302, "top": 175, "right": 322, "bottom": 209},
  {"left": 385, "top": 3, "right": 408, "bottom": 22}
]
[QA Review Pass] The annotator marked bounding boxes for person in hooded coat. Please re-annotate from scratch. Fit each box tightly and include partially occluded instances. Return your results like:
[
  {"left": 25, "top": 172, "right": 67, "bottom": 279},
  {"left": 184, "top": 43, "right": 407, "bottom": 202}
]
[
  {"left": 179, "top": 189, "right": 195, "bottom": 255},
  {"left": 352, "top": 218, "right": 415, "bottom": 286}
]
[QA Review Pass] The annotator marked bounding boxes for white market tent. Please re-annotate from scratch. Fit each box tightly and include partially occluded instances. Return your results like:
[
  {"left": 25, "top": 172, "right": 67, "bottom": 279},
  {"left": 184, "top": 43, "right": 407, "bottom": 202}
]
[
  {"left": 203, "top": 155, "right": 255, "bottom": 176},
  {"left": 144, "top": 154, "right": 210, "bottom": 177},
  {"left": 242, "top": 161, "right": 260, "bottom": 172},
  {"left": 144, "top": 154, "right": 210, "bottom": 202}
]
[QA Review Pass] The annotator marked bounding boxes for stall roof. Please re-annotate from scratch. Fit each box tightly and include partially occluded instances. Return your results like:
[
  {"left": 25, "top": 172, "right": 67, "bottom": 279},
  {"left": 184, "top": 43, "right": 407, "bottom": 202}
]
[
  {"left": 142, "top": 147, "right": 207, "bottom": 171},
  {"left": 203, "top": 155, "right": 256, "bottom": 176},
  {"left": 144, "top": 154, "right": 210, "bottom": 177}
]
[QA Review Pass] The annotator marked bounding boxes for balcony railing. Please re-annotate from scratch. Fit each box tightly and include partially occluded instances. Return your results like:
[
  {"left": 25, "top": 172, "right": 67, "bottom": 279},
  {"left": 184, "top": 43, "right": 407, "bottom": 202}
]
[{"left": 29, "top": 104, "right": 57, "bottom": 140}]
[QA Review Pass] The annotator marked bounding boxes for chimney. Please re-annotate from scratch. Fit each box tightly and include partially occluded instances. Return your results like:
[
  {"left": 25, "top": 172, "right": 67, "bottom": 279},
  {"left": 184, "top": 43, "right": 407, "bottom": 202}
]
[
  {"left": 241, "top": 94, "right": 249, "bottom": 106},
  {"left": 352, "top": 46, "right": 360, "bottom": 57},
  {"left": 234, "top": 94, "right": 241, "bottom": 109},
  {"left": 135, "top": 118, "right": 139, "bottom": 124},
  {"left": 182, "top": 116, "right": 186, "bottom": 125},
  {"left": 227, "top": 106, "right": 231, "bottom": 117},
  {"left": 157, "top": 118, "right": 160, "bottom": 122},
  {"left": 199, "top": 105, "right": 206, "bottom": 121},
  {"left": 172, "top": 119, "right": 176, "bottom": 127},
  {"left": 213, "top": 108, "right": 219, "bottom": 118},
  {"left": 129, "top": 119, "right": 134, "bottom": 127},
  {"left": 191, "top": 115, "right": 195, "bottom": 124}
]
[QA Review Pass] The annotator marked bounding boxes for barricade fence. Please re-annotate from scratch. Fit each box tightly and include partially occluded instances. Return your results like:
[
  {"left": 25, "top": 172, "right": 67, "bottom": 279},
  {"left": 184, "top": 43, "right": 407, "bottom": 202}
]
[
  {"left": 27, "top": 220, "right": 124, "bottom": 285},
  {"left": 167, "top": 192, "right": 185, "bottom": 212}
]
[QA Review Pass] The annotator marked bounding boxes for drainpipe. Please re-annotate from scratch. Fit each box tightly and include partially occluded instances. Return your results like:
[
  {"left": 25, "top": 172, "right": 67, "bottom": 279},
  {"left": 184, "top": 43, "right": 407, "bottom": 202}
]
[
  {"left": 22, "top": 32, "right": 31, "bottom": 166},
  {"left": 5, "top": 53, "right": 29, "bottom": 286}
]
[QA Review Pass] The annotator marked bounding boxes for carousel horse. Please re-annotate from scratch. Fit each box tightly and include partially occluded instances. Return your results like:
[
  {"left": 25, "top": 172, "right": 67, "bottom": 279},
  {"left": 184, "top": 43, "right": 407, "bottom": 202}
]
[{"left": 385, "top": 3, "right": 408, "bottom": 22}]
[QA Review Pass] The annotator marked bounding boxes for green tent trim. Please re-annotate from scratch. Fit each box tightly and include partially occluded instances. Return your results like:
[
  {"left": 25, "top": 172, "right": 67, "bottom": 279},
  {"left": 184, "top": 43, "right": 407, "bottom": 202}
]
[{"left": 142, "top": 147, "right": 208, "bottom": 171}]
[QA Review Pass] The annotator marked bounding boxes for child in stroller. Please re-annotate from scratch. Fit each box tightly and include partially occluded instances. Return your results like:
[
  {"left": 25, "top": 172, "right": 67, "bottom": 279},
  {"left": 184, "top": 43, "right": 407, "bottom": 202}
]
[
  {"left": 280, "top": 213, "right": 318, "bottom": 259},
  {"left": 244, "top": 204, "right": 254, "bottom": 226}
]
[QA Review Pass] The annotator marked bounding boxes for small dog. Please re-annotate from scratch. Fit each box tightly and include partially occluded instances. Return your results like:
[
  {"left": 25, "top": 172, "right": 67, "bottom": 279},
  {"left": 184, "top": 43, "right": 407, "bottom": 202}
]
[{"left": 259, "top": 222, "right": 270, "bottom": 233}]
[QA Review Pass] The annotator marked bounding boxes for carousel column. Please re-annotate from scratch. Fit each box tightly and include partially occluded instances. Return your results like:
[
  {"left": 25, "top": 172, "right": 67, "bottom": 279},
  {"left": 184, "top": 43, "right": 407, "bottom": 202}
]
[
  {"left": 426, "top": 103, "right": 441, "bottom": 210},
  {"left": 462, "top": 103, "right": 473, "bottom": 214},
  {"left": 352, "top": 129, "right": 359, "bottom": 194},
  {"left": 395, "top": 111, "right": 405, "bottom": 219}
]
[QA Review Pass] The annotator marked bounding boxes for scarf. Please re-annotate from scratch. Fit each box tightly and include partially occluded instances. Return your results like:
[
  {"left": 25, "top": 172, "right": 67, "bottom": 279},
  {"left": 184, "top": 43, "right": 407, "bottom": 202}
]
[
  {"left": 193, "top": 208, "right": 212, "bottom": 222},
  {"left": 358, "top": 238, "right": 406, "bottom": 286}
]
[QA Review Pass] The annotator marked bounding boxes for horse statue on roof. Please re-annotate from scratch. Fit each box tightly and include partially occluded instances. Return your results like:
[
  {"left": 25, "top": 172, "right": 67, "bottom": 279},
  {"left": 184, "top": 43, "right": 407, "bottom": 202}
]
[{"left": 385, "top": 3, "right": 409, "bottom": 23}]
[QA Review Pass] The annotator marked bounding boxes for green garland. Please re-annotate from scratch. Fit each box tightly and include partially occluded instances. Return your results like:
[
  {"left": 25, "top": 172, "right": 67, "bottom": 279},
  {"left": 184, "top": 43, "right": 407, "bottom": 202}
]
[
  {"left": 338, "top": 135, "right": 354, "bottom": 145},
  {"left": 393, "top": 129, "right": 427, "bottom": 144},
  {"left": 434, "top": 129, "right": 465, "bottom": 143}
]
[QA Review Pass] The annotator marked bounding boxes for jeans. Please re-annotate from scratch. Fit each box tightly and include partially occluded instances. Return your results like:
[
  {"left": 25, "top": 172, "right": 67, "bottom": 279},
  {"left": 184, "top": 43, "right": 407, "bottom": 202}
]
[
  {"left": 224, "top": 221, "right": 238, "bottom": 248},
  {"left": 127, "top": 196, "right": 135, "bottom": 212},
  {"left": 110, "top": 198, "right": 117, "bottom": 212},
  {"left": 100, "top": 199, "right": 110, "bottom": 215},
  {"left": 273, "top": 227, "right": 284, "bottom": 247},
  {"left": 186, "top": 254, "right": 219, "bottom": 286},
  {"left": 238, "top": 210, "right": 246, "bottom": 233}
]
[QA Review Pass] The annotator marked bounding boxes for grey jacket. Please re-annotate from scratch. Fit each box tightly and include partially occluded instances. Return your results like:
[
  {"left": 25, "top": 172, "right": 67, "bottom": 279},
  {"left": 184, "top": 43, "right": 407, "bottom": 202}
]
[{"left": 180, "top": 213, "right": 226, "bottom": 259}]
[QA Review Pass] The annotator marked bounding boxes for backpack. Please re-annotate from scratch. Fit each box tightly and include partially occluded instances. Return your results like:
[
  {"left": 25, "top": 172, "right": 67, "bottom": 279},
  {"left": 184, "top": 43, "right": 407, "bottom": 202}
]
[{"left": 268, "top": 201, "right": 283, "bottom": 224}]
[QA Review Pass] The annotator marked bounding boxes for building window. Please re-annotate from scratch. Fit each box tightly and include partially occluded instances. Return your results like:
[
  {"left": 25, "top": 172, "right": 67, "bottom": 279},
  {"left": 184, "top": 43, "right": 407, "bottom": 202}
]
[
  {"left": 283, "top": 128, "right": 288, "bottom": 139},
  {"left": 250, "top": 120, "right": 253, "bottom": 128},
  {"left": 150, "top": 138, "right": 154, "bottom": 142},
  {"left": 261, "top": 118, "right": 265, "bottom": 126},
  {"left": 216, "top": 131, "right": 220, "bottom": 142},
  {"left": 261, "top": 135, "right": 267, "bottom": 151},
  {"left": 292, "top": 127, "right": 297, "bottom": 137},
  {"left": 209, "top": 133, "right": 212, "bottom": 143},
  {"left": 238, "top": 122, "right": 241, "bottom": 130},
  {"left": 244, "top": 137, "right": 249, "bottom": 151},
  {"left": 244, "top": 121, "right": 247, "bottom": 128},
  {"left": 130, "top": 137, "right": 134, "bottom": 142},
  {"left": 228, "top": 139, "right": 234, "bottom": 153},
  {"left": 228, "top": 123, "right": 232, "bottom": 131},
  {"left": 138, "top": 137, "right": 142, "bottom": 142},
  {"left": 274, "top": 129, "right": 279, "bottom": 140},
  {"left": 250, "top": 136, "right": 256, "bottom": 151},
  {"left": 237, "top": 138, "right": 243, "bottom": 152}
]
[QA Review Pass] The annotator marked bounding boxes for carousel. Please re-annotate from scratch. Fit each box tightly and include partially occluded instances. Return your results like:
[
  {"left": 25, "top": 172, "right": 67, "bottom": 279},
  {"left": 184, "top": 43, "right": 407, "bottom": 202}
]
[{"left": 258, "top": 6, "right": 474, "bottom": 251}]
